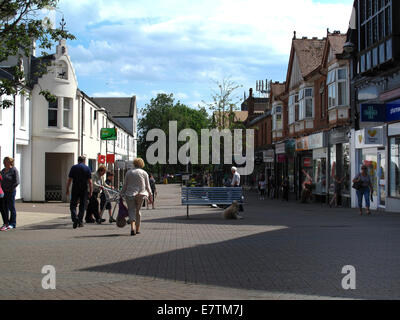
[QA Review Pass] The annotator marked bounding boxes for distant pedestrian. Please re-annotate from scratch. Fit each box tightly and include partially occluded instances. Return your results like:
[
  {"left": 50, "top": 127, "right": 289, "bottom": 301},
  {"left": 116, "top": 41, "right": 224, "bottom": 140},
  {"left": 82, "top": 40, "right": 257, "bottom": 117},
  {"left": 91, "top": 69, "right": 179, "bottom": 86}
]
[
  {"left": 86, "top": 165, "right": 107, "bottom": 224},
  {"left": 281, "top": 176, "right": 289, "bottom": 201},
  {"left": 121, "top": 158, "right": 153, "bottom": 236},
  {"left": 148, "top": 173, "right": 157, "bottom": 209},
  {"left": 330, "top": 175, "right": 344, "bottom": 208},
  {"left": 258, "top": 175, "right": 266, "bottom": 200},
  {"left": 100, "top": 171, "right": 117, "bottom": 223},
  {"left": 269, "top": 175, "right": 275, "bottom": 199},
  {"left": 353, "top": 165, "right": 373, "bottom": 215},
  {"left": 66, "top": 156, "right": 93, "bottom": 229},
  {"left": 301, "top": 169, "right": 313, "bottom": 203},
  {"left": 1, "top": 157, "right": 20, "bottom": 230}
]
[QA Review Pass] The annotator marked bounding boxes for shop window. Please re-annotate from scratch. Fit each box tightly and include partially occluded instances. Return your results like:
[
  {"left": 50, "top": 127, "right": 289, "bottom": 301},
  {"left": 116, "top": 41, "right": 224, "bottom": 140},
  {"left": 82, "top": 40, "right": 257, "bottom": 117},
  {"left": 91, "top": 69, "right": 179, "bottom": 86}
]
[{"left": 390, "top": 137, "right": 400, "bottom": 198}]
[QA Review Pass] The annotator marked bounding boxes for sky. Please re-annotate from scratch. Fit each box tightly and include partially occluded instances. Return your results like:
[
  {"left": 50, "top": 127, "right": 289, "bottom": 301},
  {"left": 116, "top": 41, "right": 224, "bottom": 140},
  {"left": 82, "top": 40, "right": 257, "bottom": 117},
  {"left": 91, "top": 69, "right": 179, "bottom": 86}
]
[{"left": 50, "top": 0, "right": 354, "bottom": 113}]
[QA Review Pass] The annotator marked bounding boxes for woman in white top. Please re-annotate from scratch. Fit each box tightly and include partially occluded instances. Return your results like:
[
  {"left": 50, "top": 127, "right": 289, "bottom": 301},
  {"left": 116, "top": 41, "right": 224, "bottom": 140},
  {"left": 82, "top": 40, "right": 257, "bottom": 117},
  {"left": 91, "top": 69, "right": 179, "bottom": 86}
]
[{"left": 121, "top": 158, "right": 153, "bottom": 236}]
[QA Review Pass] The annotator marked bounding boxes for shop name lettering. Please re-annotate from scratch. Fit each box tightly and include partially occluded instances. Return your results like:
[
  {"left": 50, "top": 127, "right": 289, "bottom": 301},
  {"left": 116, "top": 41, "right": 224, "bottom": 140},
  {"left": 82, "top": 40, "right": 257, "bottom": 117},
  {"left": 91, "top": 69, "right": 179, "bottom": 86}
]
[
  {"left": 146, "top": 121, "right": 255, "bottom": 175},
  {"left": 390, "top": 107, "right": 400, "bottom": 114}
]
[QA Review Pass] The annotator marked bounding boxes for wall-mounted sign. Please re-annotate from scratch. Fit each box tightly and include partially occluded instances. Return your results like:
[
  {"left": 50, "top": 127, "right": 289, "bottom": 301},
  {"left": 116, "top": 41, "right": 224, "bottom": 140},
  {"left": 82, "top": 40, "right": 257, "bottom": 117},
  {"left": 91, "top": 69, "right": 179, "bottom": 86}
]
[
  {"left": 97, "top": 154, "right": 106, "bottom": 164},
  {"left": 296, "top": 136, "right": 309, "bottom": 151},
  {"left": 263, "top": 150, "right": 274, "bottom": 163},
  {"left": 100, "top": 128, "right": 118, "bottom": 140},
  {"left": 275, "top": 143, "right": 286, "bottom": 154},
  {"left": 386, "top": 103, "right": 400, "bottom": 122},
  {"left": 355, "top": 127, "right": 384, "bottom": 148},
  {"left": 303, "top": 158, "right": 312, "bottom": 167},
  {"left": 106, "top": 154, "right": 115, "bottom": 163},
  {"left": 360, "top": 104, "right": 386, "bottom": 122},
  {"left": 308, "top": 132, "right": 325, "bottom": 149}
]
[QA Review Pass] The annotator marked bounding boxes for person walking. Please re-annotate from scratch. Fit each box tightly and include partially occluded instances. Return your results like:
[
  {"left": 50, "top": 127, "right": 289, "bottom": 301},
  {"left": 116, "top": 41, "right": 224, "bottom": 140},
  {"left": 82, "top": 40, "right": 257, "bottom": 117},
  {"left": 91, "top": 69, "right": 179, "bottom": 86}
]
[
  {"left": 281, "top": 176, "right": 289, "bottom": 202},
  {"left": 269, "top": 175, "right": 275, "bottom": 199},
  {"left": 148, "top": 173, "right": 157, "bottom": 209},
  {"left": 258, "top": 175, "right": 267, "bottom": 200},
  {"left": 1, "top": 157, "right": 20, "bottom": 230},
  {"left": 0, "top": 172, "right": 8, "bottom": 231},
  {"left": 301, "top": 169, "right": 313, "bottom": 203},
  {"left": 86, "top": 165, "right": 107, "bottom": 224},
  {"left": 330, "top": 175, "right": 344, "bottom": 208},
  {"left": 100, "top": 171, "right": 117, "bottom": 223},
  {"left": 121, "top": 158, "right": 153, "bottom": 236},
  {"left": 353, "top": 165, "right": 373, "bottom": 215},
  {"left": 66, "top": 156, "right": 93, "bottom": 229}
]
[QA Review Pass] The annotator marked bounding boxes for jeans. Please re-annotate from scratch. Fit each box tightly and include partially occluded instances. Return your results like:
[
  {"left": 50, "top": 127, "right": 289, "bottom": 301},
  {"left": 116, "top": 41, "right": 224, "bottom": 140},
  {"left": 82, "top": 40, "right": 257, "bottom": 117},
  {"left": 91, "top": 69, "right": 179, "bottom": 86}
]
[
  {"left": 3, "top": 190, "right": 16, "bottom": 227},
  {"left": 70, "top": 188, "right": 88, "bottom": 223},
  {"left": 356, "top": 187, "right": 370, "bottom": 209}
]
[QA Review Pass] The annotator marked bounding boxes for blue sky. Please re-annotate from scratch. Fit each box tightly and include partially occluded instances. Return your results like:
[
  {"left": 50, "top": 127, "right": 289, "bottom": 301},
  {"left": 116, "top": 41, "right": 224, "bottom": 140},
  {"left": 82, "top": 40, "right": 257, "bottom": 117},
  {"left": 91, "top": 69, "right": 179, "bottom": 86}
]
[{"left": 50, "top": 0, "right": 354, "bottom": 113}]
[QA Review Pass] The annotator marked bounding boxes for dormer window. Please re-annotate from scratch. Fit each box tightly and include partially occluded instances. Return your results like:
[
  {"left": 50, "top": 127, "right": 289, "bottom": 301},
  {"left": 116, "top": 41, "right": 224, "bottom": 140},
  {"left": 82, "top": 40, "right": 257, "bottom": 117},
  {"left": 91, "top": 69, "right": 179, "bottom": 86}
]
[{"left": 56, "top": 61, "right": 68, "bottom": 80}]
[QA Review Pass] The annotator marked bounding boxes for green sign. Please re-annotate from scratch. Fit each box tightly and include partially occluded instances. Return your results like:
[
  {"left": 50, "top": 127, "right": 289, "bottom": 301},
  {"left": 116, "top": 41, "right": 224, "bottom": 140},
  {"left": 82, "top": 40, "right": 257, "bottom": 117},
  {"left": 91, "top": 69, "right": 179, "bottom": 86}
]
[{"left": 100, "top": 128, "right": 117, "bottom": 140}]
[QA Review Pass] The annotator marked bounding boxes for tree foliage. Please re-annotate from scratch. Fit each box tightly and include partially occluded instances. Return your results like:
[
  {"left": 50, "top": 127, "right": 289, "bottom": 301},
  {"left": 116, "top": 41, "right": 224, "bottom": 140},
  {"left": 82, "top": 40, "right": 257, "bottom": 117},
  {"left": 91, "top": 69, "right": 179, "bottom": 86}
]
[
  {"left": 202, "top": 78, "right": 244, "bottom": 130},
  {"left": 138, "top": 93, "right": 211, "bottom": 177},
  {"left": 0, "top": 0, "right": 75, "bottom": 108}
]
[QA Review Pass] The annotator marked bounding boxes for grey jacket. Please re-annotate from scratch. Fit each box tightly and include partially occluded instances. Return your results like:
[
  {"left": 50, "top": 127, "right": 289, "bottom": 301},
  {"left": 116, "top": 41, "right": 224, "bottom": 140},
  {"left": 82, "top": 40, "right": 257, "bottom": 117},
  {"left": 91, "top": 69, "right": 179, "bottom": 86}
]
[{"left": 1, "top": 167, "right": 20, "bottom": 192}]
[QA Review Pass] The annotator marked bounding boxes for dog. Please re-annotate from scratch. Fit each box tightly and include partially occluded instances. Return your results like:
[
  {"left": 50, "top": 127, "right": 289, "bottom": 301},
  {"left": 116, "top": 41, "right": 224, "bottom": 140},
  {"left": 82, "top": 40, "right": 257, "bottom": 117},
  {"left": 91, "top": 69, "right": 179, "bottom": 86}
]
[{"left": 223, "top": 201, "right": 243, "bottom": 220}]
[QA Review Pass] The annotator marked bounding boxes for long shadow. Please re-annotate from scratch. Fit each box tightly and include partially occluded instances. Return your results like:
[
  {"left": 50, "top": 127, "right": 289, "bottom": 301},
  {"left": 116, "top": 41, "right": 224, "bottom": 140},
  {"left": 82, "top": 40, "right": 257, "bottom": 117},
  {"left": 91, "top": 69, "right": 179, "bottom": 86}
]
[
  {"left": 80, "top": 222, "right": 400, "bottom": 300},
  {"left": 74, "top": 234, "right": 128, "bottom": 239}
]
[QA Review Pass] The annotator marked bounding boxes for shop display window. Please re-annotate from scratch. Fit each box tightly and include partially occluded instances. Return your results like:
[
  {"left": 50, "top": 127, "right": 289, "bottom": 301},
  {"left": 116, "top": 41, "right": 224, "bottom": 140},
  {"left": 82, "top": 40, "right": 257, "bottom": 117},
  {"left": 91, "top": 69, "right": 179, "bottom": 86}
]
[{"left": 390, "top": 137, "right": 400, "bottom": 198}]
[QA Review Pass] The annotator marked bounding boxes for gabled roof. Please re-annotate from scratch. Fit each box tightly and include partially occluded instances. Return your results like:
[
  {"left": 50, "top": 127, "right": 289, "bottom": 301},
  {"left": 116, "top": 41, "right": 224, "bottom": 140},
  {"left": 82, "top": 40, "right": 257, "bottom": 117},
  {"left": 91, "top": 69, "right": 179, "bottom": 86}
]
[
  {"left": 270, "top": 82, "right": 285, "bottom": 99},
  {"left": 92, "top": 97, "right": 136, "bottom": 117},
  {"left": 286, "top": 36, "right": 326, "bottom": 90},
  {"left": 322, "top": 32, "right": 347, "bottom": 67}
]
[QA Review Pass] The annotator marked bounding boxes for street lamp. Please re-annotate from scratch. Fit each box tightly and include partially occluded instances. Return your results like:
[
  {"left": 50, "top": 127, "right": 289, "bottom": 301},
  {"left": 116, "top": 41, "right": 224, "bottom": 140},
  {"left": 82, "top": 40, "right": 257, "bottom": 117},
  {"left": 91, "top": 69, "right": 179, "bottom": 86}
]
[{"left": 343, "top": 41, "right": 355, "bottom": 54}]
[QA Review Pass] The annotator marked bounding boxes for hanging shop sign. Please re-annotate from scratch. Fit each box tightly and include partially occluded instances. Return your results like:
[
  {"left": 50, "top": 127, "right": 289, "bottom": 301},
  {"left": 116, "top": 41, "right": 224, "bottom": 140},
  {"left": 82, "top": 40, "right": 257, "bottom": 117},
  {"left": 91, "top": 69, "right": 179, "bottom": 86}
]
[
  {"left": 329, "top": 128, "right": 349, "bottom": 145},
  {"left": 360, "top": 103, "right": 386, "bottom": 122},
  {"left": 106, "top": 154, "right": 115, "bottom": 163},
  {"left": 100, "top": 128, "right": 118, "bottom": 140},
  {"left": 263, "top": 150, "right": 274, "bottom": 163},
  {"left": 355, "top": 127, "right": 384, "bottom": 148},
  {"left": 296, "top": 136, "right": 309, "bottom": 151},
  {"left": 97, "top": 154, "right": 106, "bottom": 164},
  {"left": 275, "top": 143, "right": 286, "bottom": 154},
  {"left": 285, "top": 139, "right": 296, "bottom": 155}
]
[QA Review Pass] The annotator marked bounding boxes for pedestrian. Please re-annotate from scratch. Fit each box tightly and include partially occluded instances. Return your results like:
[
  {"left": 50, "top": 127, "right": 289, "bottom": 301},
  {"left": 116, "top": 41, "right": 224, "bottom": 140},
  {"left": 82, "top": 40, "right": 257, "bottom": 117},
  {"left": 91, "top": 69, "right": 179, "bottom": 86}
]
[
  {"left": 121, "top": 158, "right": 153, "bottom": 236},
  {"left": 281, "top": 176, "right": 289, "bottom": 201},
  {"left": 353, "top": 165, "right": 373, "bottom": 215},
  {"left": 0, "top": 172, "right": 8, "bottom": 231},
  {"left": 330, "top": 175, "right": 344, "bottom": 208},
  {"left": 148, "top": 173, "right": 157, "bottom": 209},
  {"left": 301, "top": 169, "right": 313, "bottom": 203},
  {"left": 66, "top": 156, "right": 93, "bottom": 229},
  {"left": 86, "top": 165, "right": 107, "bottom": 224},
  {"left": 0, "top": 157, "right": 20, "bottom": 230},
  {"left": 100, "top": 171, "right": 117, "bottom": 223},
  {"left": 258, "top": 175, "right": 266, "bottom": 200},
  {"left": 269, "top": 175, "right": 275, "bottom": 199},
  {"left": 231, "top": 166, "right": 244, "bottom": 212}
]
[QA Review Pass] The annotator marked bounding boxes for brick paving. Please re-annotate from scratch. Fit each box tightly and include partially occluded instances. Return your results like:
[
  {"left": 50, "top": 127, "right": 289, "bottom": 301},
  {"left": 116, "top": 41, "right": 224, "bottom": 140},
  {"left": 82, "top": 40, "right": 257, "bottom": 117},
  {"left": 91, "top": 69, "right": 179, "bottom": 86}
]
[{"left": 1, "top": 184, "right": 400, "bottom": 300}]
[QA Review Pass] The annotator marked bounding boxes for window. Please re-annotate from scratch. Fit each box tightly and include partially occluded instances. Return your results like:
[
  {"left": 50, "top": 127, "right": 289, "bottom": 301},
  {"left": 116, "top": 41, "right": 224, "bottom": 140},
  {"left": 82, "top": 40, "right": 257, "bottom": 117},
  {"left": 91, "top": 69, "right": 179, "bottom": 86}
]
[
  {"left": 48, "top": 99, "right": 58, "bottom": 127},
  {"left": 63, "top": 98, "right": 72, "bottom": 129},
  {"left": 82, "top": 101, "right": 85, "bottom": 133},
  {"left": 90, "top": 108, "right": 93, "bottom": 136},
  {"left": 390, "top": 137, "right": 400, "bottom": 198},
  {"left": 20, "top": 95, "right": 25, "bottom": 128},
  {"left": 273, "top": 105, "right": 282, "bottom": 130},
  {"left": 320, "top": 83, "right": 326, "bottom": 119},
  {"left": 328, "top": 68, "right": 348, "bottom": 109},
  {"left": 289, "top": 95, "right": 295, "bottom": 124},
  {"left": 299, "top": 88, "right": 313, "bottom": 119},
  {"left": 295, "top": 94, "right": 299, "bottom": 121}
]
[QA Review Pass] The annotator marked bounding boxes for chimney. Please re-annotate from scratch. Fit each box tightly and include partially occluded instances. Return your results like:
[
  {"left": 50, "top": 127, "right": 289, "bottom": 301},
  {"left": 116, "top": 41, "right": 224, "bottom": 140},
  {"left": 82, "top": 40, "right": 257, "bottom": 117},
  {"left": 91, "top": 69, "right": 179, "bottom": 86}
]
[{"left": 248, "top": 88, "right": 254, "bottom": 119}]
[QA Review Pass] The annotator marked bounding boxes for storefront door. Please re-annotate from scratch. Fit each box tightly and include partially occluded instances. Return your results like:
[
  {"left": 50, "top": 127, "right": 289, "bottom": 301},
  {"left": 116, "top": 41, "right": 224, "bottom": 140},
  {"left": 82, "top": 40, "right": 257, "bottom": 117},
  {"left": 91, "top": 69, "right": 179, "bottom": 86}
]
[{"left": 378, "top": 150, "right": 386, "bottom": 208}]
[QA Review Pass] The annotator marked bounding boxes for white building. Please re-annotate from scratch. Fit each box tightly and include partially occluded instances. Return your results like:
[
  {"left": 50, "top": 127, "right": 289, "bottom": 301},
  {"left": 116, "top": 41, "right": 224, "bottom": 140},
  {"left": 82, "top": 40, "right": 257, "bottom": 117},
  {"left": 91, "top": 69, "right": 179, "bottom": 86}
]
[{"left": 1, "top": 38, "right": 137, "bottom": 202}]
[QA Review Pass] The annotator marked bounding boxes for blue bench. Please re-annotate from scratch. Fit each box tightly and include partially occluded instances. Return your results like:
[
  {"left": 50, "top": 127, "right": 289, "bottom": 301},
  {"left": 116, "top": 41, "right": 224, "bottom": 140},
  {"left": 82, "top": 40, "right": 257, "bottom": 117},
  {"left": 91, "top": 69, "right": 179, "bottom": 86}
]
[{"left": 181, "top": 187, "right": 243, "bottom": 218}]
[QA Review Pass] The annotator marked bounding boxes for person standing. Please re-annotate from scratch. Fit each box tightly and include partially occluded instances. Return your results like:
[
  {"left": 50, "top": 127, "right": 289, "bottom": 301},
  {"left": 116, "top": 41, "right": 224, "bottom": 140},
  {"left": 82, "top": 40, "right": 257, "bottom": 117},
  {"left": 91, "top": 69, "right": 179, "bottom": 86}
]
[
  {"left": 66, "top": 156, "right": 93, "bottom": 229},
  {"left": 148, "top": 173, "right": 157, "bottom": 209},
  {"left": 121, "top": 158, "right": 153, "bottom": 236},
  {"left": 281, "top": 176, "right": 289, "bottom": 202},
  {"left": 353, "top": 165, "right": 373, "bottom": 215},
  {"left": 1, "top": 157, "right": 20, "bottom": 230},
  {"left": 330, "top": 175, "right": 344, "bottom": 208},
  {"left": 258, "top": 175, "right": 266, "bottom": 200},
  {"left": 86, "top": 165, "right": 107, "bottom": 224},
  {"left": 100, "top": 171, "right": 117, "bottom": 223},
  {"left": 231, "top": 166, "right": 243, "bottom": 212}
]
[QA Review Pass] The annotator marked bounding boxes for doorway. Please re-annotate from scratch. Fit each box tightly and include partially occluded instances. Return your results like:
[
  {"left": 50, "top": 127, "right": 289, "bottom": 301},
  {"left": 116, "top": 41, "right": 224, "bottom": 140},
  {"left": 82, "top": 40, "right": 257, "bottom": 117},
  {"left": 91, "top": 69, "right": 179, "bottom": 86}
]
[{"left": 378, "top": 150, "right": 386, "bottom": 209}]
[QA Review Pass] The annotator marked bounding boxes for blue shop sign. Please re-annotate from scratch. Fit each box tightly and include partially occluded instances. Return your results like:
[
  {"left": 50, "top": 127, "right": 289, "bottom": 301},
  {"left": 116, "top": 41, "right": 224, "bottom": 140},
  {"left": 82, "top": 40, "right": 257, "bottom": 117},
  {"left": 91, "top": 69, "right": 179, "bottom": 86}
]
[
  {"left": 386, "top": 102, "right": 400, "bottom": 122},
  {"left": 360, "top": 103, "right": 386, "bottom": 122}
]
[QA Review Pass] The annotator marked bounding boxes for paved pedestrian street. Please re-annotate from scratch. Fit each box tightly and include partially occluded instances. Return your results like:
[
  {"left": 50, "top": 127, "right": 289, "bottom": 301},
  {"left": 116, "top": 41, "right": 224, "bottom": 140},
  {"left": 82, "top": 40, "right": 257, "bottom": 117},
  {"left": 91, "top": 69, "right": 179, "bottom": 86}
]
[{"left": 1, "top": 184, "right": 400, "bottom": 300}]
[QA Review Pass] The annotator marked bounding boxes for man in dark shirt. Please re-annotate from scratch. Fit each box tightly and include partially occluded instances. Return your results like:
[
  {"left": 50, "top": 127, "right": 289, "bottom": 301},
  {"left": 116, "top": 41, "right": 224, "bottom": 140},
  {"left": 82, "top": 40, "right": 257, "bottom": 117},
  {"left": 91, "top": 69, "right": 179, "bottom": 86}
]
[{"left": 66, "top": 156, "right": 93, "bottom": 229}]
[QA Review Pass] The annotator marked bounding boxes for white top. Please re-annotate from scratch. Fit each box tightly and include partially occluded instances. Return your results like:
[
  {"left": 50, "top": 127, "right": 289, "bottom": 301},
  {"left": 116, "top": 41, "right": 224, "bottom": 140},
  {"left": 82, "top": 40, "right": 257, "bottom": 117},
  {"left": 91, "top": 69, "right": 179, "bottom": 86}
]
[
  {"left": 92, "top": 172, "right": 105, "bottom": 193},
  {"left": 231, "top": 172, "right": 240, "bottom": 187},
  {"left": 121, "top": 168, "right": 152, "bottom": 198},
  {"left": 259, "top": 181, "right": 266, "bottom": 189}
]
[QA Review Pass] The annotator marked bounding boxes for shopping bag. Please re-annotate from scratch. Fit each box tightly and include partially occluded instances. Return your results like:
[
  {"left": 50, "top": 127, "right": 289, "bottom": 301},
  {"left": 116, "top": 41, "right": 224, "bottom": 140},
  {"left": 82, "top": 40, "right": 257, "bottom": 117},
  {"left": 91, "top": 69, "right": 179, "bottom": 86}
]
[{"left": 116, "top": 198, "right": 129, "bottom": 228}]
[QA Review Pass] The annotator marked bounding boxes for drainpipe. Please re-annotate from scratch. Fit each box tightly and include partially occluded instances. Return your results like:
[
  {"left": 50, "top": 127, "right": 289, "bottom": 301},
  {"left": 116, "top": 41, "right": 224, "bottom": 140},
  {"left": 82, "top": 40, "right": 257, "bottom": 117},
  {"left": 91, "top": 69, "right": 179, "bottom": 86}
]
[
  {"left": 81, "top": 96, "right": 84, "bottom": 155},
  {"left": 12, "top": 93, "right": 16, "bottom": 158}
]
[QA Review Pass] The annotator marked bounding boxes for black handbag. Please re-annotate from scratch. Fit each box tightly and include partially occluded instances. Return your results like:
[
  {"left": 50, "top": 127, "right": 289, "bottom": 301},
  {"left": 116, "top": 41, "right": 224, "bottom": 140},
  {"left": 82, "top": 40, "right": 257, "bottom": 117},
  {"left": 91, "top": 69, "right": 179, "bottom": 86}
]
[{"left": 352, "top": 180, "right": 362, "bottom": 190}]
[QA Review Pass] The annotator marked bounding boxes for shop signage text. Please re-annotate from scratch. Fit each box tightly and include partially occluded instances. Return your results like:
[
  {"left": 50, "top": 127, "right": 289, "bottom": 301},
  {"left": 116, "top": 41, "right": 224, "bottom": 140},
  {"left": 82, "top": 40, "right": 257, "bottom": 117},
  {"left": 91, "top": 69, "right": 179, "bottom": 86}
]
[
  {"left": 361, "top": 104, "right": 386, "bottom": 122},
  {"left": 386, "top": 104, "right": 400, "bottom": 122}
]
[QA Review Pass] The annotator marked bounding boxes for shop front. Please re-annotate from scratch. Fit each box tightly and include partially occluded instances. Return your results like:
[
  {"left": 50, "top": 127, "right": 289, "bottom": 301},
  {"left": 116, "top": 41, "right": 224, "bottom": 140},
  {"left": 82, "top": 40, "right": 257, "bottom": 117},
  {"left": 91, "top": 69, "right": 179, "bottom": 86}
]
[
  {"left": 353, "top": 126, "right": 387, "bottom": 211},
  {"left": 275, "top": 140, "right": 296, "bottom": 198},
  {"left": 386, "top": 100, "right": 400, "bottom": 213},
  {"left": 296, "top": 132, "right": 328, "bottom": 201},
  {"left": 329, "top": 127, "right": 351, "bottom": 207}
]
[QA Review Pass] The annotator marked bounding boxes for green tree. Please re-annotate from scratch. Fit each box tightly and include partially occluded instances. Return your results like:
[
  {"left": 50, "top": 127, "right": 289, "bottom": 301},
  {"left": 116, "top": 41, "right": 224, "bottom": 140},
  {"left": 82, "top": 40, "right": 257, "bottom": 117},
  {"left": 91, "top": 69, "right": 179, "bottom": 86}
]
[
  {"left": 0, "top": 0, "right": 75, "bottom": 108},
  {"left": 138, "top": 93, "right": 211, "bottom": 179},
  {"left": 202, "top": 78, "right": 243, "bottom": 130}
]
